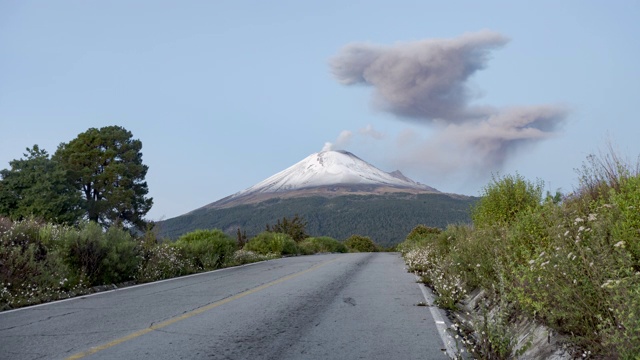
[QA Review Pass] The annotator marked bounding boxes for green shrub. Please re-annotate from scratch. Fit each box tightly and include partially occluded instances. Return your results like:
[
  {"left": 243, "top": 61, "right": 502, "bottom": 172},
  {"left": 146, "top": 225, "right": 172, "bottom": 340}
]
[
  {"left": 407, "top": 224, "right": 441, "bottom": 241},
  {"left": 244, "top": 231, "right": 298, "bottom": 256},
  {"left": 62, "top": 222, "right": 140, "bottom": 286},
  {"left": 175, "top": 229, "right": 236, "bottom": 270},
  {"left": 472, "top": 173, "right": 544, "bottom": 228},
  {"left": 609, "top": 174, "right": 640, "bottom": 264},
  {"left": 344, "top": 235, "right": 378, "bottom": 252},
  {"left": 0, "top": 218, "right": 81, "bottom": 310},
  {"left": 62, "top": 221, "right": 107, "bottom": 285},
  {"left": 298, "top": 236, "right": 347, "bottom": 254},
  {"left": 99, "top": 226, "right": 140, "bottom": 284}
]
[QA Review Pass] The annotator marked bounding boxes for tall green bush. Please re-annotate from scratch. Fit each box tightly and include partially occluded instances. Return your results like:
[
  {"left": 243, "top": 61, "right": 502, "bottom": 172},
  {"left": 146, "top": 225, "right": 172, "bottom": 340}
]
[
  {"left": 62, "top": 222, "right": 139, "bottom": 286},
  {"left": 609, "top": 174, "right": 640, "bottom": 264},
  {"left": 344, "top": 235, "right": 378, "bottom": 252},
  {"left": 100, "top": 226, "right": 140, "bottom": 284},
  {"left": 62, "top": 221, "right": 107, "bottom": 285},
  {"left": 298, "top": 236, "right": 347, "bottom": 254},
  {"left": 175, "top": 229, "right": 236, "bottom": 270},
  {"left": 244, "top": 231, "right": 298, "bottom": 256},
  {"left": 472, "top": 173, "right": 544, "bottom": 228}
]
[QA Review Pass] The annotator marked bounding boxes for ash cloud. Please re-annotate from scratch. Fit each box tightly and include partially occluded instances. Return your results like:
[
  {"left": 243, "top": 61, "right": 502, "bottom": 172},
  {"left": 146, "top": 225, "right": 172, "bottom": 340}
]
[{"left": 329, "top": 30, "right": 568, "bottom": 176}]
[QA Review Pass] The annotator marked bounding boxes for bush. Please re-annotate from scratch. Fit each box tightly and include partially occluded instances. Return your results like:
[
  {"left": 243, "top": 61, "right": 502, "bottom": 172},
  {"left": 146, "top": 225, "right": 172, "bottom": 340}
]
[
  {"left": 136, "top": 242, "right": 191, "bottom": 283},
  {"left": 175, "top": 229, "right": 236, "bottom": 270},
  {"left": 0, "top": 218, "right": 82, "bottom": 310},
  {"left": 62, "top": 222, "right": 140, "bottom": 286},
  {"left": 609, "top": 174, "right": 640, "bottom": 264},
  {"left": 472, "top": 173, "right": 544, "bottom": 228},
  {"left": 344, "top": 235, "right": 378, "bottom": 252},
  {"left": 398, "top": 225, "right": 443, "bottom": 254},
  {"left": 100, "top": 226, "right": 140, "bottom": 284},
  {"left": 298, "top": 236, "right": 347, "bottom": 255},
  {"left": 244, "top": 231, "right": 298, "bottom": 256},
  {"left": 61, "top": 221, "right": 107, "bottom": 285}
]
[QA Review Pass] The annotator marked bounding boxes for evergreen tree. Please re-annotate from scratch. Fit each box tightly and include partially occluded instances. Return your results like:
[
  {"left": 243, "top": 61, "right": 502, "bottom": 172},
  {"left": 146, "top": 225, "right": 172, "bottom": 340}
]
[
  {"left": 54, "top": 126, "right": 153, "bottom": 230},
  {"left": 266, "top": 214, "right": 308, "bottom": 242},
  {"left": 0, "top": 145, "right": 82, "bottom": 224}
]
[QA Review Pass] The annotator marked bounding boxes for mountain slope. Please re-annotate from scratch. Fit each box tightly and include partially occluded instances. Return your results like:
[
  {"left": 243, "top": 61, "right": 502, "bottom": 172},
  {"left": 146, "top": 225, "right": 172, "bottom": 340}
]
[{"left": 208, "top": 150, "right": 438, "bottom": 209}]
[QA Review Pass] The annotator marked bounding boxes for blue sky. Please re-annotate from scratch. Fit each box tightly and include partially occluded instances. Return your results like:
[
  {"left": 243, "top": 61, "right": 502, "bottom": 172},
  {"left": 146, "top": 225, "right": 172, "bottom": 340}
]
[{"left": 1, "top": 1, "right": 639, "bottom": 221}]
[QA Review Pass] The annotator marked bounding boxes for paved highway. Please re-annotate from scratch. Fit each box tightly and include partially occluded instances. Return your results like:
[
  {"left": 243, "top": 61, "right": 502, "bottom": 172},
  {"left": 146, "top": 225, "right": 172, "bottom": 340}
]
[{"left": 0, "top": 253, "right": 453, "bottom": 359}]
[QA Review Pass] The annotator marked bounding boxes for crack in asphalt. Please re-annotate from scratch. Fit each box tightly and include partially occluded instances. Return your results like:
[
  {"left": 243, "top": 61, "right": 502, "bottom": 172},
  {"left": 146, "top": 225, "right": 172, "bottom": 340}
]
[
  {"left": 5, "top": 352, "right": 48, "bottom": 360},
  {"left": 153, "top": 328, "right": 209, "bottom": 337},
  {"left": 1, "top": 328, "right": 141, "bottom": 338},
  {"left": 0, "top": 310, "right": 80, "bottom": 331}
]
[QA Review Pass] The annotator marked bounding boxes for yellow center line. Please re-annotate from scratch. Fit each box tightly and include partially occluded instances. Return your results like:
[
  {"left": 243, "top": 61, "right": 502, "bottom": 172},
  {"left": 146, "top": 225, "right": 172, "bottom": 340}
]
[{"left": 66, "top": 257, "right": 338, "bottom": 360}]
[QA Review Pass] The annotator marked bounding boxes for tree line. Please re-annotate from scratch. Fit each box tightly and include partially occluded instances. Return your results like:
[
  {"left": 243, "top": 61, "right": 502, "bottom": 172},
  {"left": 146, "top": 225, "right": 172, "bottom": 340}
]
[{"left": 0, "top": 126, "right": 152, "bottom": 230}]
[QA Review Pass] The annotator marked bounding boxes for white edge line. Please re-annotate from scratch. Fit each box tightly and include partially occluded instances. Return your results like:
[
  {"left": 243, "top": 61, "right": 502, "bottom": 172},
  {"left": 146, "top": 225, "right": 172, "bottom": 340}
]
[
  {"left": 0, "top": 259, "right": 269, "bottom": 315},
  {"left": 415, "top": 274, "right": 458, "bottom": 358}
]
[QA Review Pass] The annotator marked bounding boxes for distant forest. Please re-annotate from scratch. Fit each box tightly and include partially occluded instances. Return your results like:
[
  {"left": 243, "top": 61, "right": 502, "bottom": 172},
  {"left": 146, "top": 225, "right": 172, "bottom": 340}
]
[{"left": 158, "top": 193, "right": 478, "bottom": 247}]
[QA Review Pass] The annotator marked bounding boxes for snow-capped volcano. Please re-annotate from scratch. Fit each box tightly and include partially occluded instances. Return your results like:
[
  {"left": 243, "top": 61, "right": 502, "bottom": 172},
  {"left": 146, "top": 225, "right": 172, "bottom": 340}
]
[{"left": 208, "top": 150, "right": 437, "bottom": 209}]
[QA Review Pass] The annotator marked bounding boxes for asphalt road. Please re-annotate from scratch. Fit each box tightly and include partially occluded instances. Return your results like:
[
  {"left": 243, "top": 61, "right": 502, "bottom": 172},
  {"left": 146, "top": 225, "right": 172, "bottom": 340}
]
[{"left": 0, "top": 253, "right": 452, "bottom": 359}]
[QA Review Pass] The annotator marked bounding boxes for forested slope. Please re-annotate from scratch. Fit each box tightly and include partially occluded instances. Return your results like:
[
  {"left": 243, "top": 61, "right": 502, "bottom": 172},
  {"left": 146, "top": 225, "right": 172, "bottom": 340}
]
[{"left": 158, "top": 193, "right": 477, "bottom": 247}]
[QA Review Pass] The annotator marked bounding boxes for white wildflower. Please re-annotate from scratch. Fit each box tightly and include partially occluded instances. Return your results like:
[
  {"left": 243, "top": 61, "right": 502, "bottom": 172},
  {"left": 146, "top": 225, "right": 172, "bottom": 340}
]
[{"left": 613, "top": 241, "right": 625, "bottom": 248}]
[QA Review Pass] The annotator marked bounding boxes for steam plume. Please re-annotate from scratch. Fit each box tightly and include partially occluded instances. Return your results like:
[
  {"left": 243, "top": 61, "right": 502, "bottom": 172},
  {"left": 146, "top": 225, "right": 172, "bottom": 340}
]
[
  {"left": 322, "top": 130, "right": 353, "bottom": 151},
  {"left": 322, "top": 125, "right": 384, "bottom": 152}
]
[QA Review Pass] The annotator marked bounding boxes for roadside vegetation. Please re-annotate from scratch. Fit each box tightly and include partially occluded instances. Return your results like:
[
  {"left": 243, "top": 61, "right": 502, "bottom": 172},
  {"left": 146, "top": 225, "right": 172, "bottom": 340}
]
[
  {"left": 0, "top": 213, "right": 366, "bottom": 311},
  {"left": 399, "top": 150, "right": 640, "bottom": 359}
]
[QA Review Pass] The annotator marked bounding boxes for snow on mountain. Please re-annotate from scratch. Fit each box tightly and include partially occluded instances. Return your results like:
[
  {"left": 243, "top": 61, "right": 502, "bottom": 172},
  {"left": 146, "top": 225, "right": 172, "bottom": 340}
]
[
  {"left": 232, "top": 150, "right": 436, "bottom": 197},
  {"left": 200, "top": 150, "right": 439, "bottom": 210}
]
